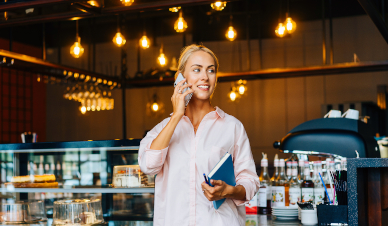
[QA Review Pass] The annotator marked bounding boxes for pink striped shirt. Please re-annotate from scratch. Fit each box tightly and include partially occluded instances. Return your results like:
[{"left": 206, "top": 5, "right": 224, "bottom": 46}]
[{"left": 138, "top": 107, "right": 260, "bottom": 226}]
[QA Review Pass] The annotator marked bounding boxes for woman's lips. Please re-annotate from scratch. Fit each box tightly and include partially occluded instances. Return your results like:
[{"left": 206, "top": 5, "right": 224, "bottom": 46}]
[{"left": 197, "top": 85, "right": 209, "bottom": 91}]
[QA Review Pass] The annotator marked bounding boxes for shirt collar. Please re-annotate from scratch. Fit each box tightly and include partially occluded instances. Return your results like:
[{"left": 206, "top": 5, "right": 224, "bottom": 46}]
[{"left": 169, "top": 106, "right": 225, "bottom": 119}]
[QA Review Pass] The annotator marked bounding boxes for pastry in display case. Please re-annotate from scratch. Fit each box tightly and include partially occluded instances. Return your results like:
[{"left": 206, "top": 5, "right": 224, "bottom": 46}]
[
  {"left": 5, "top": 174, "right": 58, "bottom": 188},
  {"left": 112, "top": 165, "right": 154, "bottom": 188},
  {"left": 0, "top": 200, "right": 46, "bottom": 224},
  {"left": 53, "top": 199, "right": 104, "bottom": 225}
]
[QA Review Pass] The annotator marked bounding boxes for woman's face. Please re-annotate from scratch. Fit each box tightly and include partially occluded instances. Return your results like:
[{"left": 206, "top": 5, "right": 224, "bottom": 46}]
[{"left": 183, "top": 51, "right": 216, "bottom": 101}]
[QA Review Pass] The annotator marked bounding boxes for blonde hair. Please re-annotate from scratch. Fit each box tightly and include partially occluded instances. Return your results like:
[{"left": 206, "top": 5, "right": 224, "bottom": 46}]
[{"left": 174, "top": 44, "right": 219, "bottom": 79}]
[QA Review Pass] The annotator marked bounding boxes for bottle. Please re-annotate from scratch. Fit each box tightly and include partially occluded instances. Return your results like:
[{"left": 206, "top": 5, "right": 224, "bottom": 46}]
[
  {"left": 313, "top": 161, "right": 325, "bottom": 205},
  {"left": 301, "top": 161, "right": 314, "bottom": 203},
  {"left": 271, "top": 155, "right": 279, "bottom": 182},
  {"left": 286, "top": 161, "right": 292, "bottom": 181},
  {"left": 341, "top": 158, "right": 347, "bottom": 171},
  {"left": 258, "top": 154, "right": 271, "bottom": 214},
  {"left": 297, "top": 159, "right": 305, "bottom": 184},
  {"left": 288, "top": 161, "right": 301, "bottom": 207},
  {"left": 272, "top": 159, "right": 288, "bottom": 207}
]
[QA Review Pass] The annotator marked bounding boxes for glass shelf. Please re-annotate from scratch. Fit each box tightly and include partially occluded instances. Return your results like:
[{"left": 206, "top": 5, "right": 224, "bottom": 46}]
[
  {"left": 0, "top": 139, "right": 141, "bottom": 153},
  {"left": 0, "top": 186, "right": 154, "bottom": 193}
]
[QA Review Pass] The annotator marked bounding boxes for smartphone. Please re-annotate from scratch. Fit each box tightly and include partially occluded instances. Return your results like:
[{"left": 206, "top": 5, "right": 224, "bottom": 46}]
[{"left": 174, "top": 73, "right": 193, "bottom": 107}]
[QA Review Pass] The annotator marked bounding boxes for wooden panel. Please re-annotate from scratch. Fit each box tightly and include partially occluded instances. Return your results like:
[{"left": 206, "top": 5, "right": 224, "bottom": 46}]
[
  {"left": 381, "top": 167, "right": 388, "bottom": 210},
  {"left": 368, "top": 168, "right": 382, "bottom": 226}
]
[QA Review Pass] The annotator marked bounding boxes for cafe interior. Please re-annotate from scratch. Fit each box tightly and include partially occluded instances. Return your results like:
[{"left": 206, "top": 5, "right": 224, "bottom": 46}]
[{"left": 0, "top": 0, "right": 388, "bottom": 225}]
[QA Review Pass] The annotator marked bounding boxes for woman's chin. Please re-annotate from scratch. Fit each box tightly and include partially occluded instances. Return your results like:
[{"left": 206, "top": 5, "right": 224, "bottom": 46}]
[{"left": 192, "top": 94, "right": 211, "bottom": 101}]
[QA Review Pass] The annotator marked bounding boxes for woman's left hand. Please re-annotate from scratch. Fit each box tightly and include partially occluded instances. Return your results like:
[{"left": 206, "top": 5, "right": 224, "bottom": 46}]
[{"left": 201, "top": 180, "right": 230, "bottom": 201}]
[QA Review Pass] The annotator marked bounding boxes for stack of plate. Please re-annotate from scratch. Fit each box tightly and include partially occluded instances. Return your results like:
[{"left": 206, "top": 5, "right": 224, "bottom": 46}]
[{"left": 272, "top": 206, "right": 298, "bottom": 220}]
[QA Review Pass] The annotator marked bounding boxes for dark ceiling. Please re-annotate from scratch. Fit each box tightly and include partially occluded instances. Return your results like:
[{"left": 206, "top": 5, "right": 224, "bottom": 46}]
[{"left": 0, "top": 0, "right": 366, "bottom": 48}]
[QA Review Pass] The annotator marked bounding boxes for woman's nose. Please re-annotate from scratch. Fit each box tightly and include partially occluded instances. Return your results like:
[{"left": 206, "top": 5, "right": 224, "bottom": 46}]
[{"left": 201, "top": 70, "right": 209, "bottom": 80}]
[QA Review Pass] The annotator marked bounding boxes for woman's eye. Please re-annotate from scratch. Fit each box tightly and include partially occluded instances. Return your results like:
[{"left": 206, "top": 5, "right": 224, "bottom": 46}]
[
  {"left": 193, "top": 68, "right": 200, "bottom": 72},
  {"left": 208, "top": 69, "right": 215, "bottom": 73}
]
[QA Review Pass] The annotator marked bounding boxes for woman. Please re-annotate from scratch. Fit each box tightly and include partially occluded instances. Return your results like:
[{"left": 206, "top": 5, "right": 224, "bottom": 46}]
[{"left": 138, "top": 44, "right": 260, "bottom": 226}]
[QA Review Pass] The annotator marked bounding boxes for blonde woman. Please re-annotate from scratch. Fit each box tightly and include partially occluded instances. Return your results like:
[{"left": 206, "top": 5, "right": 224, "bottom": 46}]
[{"left": 138, "top": 44, "right": 260, "bottom": 226}]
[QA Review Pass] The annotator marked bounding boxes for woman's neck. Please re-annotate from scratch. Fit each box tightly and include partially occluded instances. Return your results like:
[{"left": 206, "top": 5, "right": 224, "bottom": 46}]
[{"left": 184, "top": 99, "right": 214, "bottom": 126}]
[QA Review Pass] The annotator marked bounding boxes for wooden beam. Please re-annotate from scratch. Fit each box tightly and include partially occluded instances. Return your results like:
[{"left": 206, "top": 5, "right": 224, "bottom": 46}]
[
  {"left": 126, "top": 60, "right": 388, "bottom": 88},
  {"left": 0, "top": 0, "right": 74, "bottom": 12}
]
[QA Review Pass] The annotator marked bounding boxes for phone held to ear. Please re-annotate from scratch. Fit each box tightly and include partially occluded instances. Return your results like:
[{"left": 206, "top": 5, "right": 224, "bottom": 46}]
[{"left": 174, "top": 73, "right": 193, "bottom": 107}]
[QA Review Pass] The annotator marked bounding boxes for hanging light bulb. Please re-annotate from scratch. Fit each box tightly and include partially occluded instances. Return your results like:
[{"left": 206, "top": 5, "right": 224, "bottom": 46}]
[
  {"left": 169, "top": 6, "right": 181, "bottom": 12},
  {"left": 70, "top": 21, "right": 84, "bottom": 58},
  {"left": 284, "top": 15, "right": 296, "bottom": 34},
  {"left": 275, "top": 22, "right": 286, "bottom": 38},
  {"left": 151, "top": 102, "right": 159, "bottom": 112},
  {"left": 226, "top": 26, "right": 237, "bottom": 41},
  {"left": 174, "top": 10, "right": 188, "bottom": 33},
  {"left": 211, "top": 1, "right": 227, "bottom": 11},
  {"left": 139, "top": 35, "right": 150, "bottom": 49},
  {"left": 120, "top": 0, "right": 134, "bottom": 6},
  {"left": 113, "top": 31, "right": 126, "bottom": 47},
  {"left": 70, "top": 36, "right": 84, "bottom": 58},
  {"left": 80, "top": 106, "right": 87, "bottom": 114},
  {"left": 236, "top": 79, "right": 247, "bottom": 95},
  {"left": 158, "top": 45, "right": 167, "bottom": 66},
  {"left": 229, "top": 89, "right": 237, "bottom": 101}
]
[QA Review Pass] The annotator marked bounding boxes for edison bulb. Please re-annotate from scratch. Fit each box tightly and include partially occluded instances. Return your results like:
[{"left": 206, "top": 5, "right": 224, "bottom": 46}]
[
  {"left": 158, "top": 53, "right": 167, "bottom": 66},
  {"left": 120, "top": 0, "right": 134, "bottom": 6},
  {"left": 211, "top": 1, "right": 227, "bottom": 11},
  {"left": 139, "top": 35, "right": 150, "bottom": 49},
  {"left": 169, "top": 7, "right": 181, "bottom": 12},
  {"left": 229, "top": 91, "right": 237, "bottom": 101},
  {"left": 152, "top": 102, "right": 159, "bottom": 112},
  {"left": 113, "top": 32, "right": 126, "bottom": 47},
  {"left": 225, "top": 26, "right": 237, "bottom": 41},
  {"left": 238, "top": 85, "right": 246, "bottom": 95},
  {"left": 285, "top": 17, "right": 297, "bottom": 34},
  {"left": 70, "top": 39, "right": 84, "bottom": 58},
  {"left": 275, "top": 23, "right": 286, "bottom": 37},
  {"left": 174, "top": 11, "right": 188, "bottom": 32},
  {"left": 80, "top": 106, "right": 86, "bottom": 114}
]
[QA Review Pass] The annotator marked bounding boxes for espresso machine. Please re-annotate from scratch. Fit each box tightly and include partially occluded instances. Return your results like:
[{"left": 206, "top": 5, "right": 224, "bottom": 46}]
[{"left": 273, "top": 118, "right": 380, "bottom": 158}]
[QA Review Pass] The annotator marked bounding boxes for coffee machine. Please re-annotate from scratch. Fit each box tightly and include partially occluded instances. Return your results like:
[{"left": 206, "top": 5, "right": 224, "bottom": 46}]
[{"left": 273, "top": 118, "right": 380, "bottom": 158}]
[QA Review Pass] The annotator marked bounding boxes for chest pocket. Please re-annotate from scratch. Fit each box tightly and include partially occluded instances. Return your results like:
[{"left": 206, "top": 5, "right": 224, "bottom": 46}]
[{"left": 208, "top": 145, "right": 229, "bottom": 171}]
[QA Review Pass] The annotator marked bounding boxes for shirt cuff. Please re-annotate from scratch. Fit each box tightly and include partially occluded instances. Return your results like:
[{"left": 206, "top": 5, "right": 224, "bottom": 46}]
[
  {"left": 232, "top": 181, "right": 253, "bottom": 206},
  {"left": 144, "top": 142, "right": 169, "bottom": 169}
]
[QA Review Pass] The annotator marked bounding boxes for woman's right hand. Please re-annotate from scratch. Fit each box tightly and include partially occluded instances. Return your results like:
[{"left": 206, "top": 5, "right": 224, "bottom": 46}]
[{"left": 171, "top": 78, "right": 194, "bottom": 118}]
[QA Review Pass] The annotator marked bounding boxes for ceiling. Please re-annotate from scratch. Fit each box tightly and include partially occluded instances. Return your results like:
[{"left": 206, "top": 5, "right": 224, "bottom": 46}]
[{"left": 0, "top": 0, "right": 366, "bottom": 48}]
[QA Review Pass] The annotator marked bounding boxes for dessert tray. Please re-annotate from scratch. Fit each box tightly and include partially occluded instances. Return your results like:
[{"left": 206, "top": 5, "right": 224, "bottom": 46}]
[
  {"left": 53, "top": 199, "right": 104, "bottom": 226},
  {"left": 0, "top": 201, "right": 46, "bottom": 224}
]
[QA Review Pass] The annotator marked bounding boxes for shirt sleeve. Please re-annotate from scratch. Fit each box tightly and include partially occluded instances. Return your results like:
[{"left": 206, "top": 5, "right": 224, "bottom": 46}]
[
  {"left": 138, "top": 118, "right": 170, "bottom": 176},
  {"left": 232, "top": 122, "right": 260, "bottom": 206}
]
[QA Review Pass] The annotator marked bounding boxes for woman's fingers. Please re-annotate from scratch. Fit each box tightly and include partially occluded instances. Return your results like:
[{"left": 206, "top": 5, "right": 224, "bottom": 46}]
[
  {"left": 180, "top": 83, "right": 192, "bottom": 91},
  {"left": 182, "top": 86, "right": 194, "bottom": 96},
  {"left": 174, "top": 78, "right": 187, "bottom": 93}
]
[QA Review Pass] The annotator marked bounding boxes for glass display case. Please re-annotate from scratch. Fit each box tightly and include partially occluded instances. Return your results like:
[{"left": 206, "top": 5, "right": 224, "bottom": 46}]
[{"left": 0, "top": 139, "right": 154, "bottom": 226}]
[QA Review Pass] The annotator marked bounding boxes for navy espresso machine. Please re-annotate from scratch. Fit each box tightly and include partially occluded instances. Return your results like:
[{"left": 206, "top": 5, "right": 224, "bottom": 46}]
[{"left": 273, "top": 118, "right": 380, "bottom": 158}]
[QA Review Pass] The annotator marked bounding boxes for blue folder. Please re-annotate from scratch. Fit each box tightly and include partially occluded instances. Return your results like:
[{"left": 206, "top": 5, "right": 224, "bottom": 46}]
[{"left": 207, "top": 152, "right": 236, "bottom": 209}]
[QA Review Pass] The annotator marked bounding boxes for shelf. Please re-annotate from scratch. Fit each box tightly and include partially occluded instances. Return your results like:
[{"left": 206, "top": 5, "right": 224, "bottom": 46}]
[
  {"left": 0, "top": 139, "right": 141, "bottom": 153},
  {"left": 0, "top": 186, "right": 155, "bottom": 193}
]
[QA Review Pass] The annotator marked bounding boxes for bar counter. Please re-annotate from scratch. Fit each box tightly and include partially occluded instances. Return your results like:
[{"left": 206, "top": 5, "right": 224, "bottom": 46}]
[{"left": 12, "top": 215, "right": 302, "bottom": 226}]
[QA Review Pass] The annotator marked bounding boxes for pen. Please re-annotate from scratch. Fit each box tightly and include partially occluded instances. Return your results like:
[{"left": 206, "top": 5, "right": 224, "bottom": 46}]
[{"left": 203, "top": 173, "right": 210, "bottom": 185}]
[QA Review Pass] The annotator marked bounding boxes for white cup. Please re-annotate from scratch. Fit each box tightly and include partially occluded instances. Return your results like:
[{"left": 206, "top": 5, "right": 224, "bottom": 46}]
[
  {"left": 301, "top": 209, "right": 318, "bottom": 225},
  {"left": 342, "top": 109, "right": 359, "bottom": 120},
  {"left": 324, "top": 110, "right": 342, "bottom": 118}
]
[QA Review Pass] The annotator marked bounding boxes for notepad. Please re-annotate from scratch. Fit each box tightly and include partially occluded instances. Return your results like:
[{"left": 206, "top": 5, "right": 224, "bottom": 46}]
[{"left": 207, "top": 152, "right": 236, "bottom": 209}]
